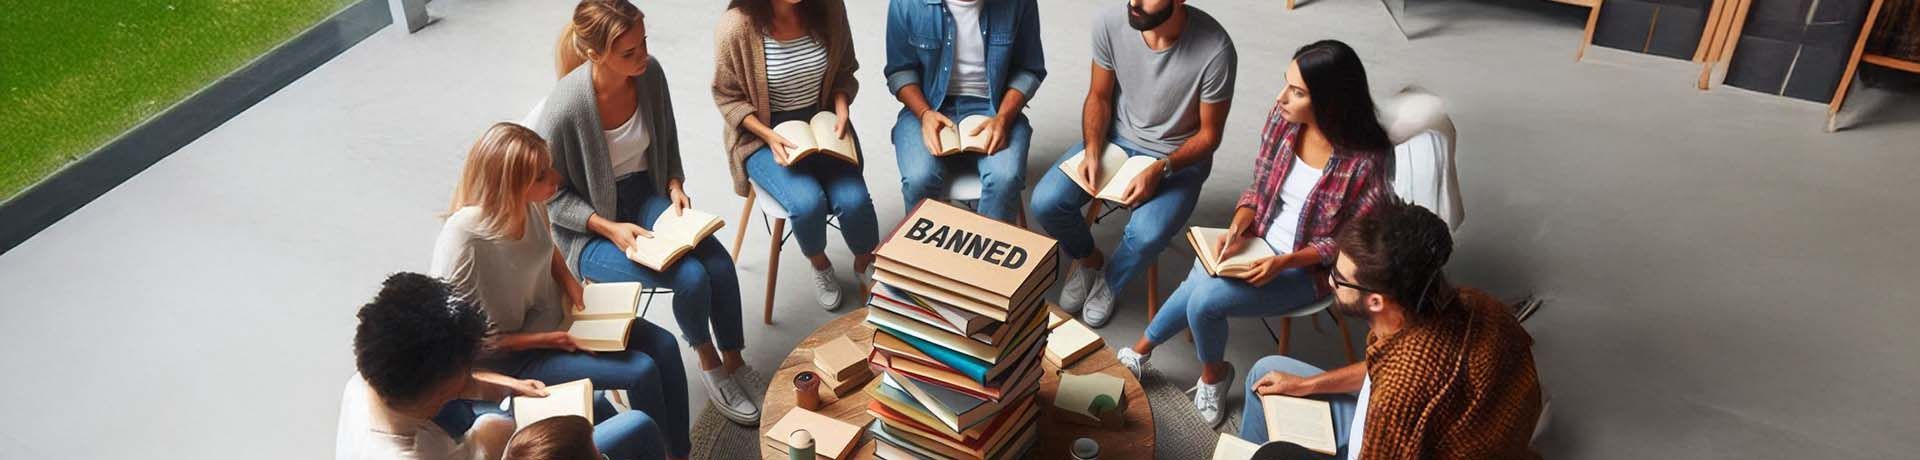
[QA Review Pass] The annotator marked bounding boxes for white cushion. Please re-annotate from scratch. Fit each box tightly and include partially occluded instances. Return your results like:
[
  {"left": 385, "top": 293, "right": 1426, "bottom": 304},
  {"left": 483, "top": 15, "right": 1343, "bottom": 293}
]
[{"left": 1380, "top": 86, "right": 1465, "bottom": 232}]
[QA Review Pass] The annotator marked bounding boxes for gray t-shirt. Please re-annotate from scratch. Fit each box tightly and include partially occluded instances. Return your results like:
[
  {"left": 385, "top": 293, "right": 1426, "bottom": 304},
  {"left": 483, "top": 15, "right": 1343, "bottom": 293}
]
[
  {"left": 430, "top": 204, "right": 566, "bottom": 334},
  {"left": 1092, "top": 5, "right": 1237, "bottom": 156}
]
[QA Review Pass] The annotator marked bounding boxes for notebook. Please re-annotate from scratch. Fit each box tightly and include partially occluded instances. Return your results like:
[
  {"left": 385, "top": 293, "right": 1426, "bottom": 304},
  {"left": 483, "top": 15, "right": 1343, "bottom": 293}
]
[
  {"left": 565, "top": 282, "right": 643, "bottom": 352},
  {"left": 1187, "top": 226, "right": 1277, "bottom": 279},
  {"left": 771, "top": 111, "right": 860, "bottom": 166},
  {"left": 813, "top": 335, "right": 868, "bottom": 382},
  {"left": 623, "top": 209, "right": 725, "bottom": 271},
  {"left": 1044, "top": 317, "right": 1103, "bottom": 369},
  {"left": 1261, "top": 394, "right": 1339, "bottom": 455},
  {"left": 764, "top": 407, "right": 863, "bottom": 460},
  {"left": 510, "top": 379, "right": 592, "bottom": 432},
  {"left": 933, "top": 115, "right": 996, "bottom": 156},
  {"left": 1057, "top": 142, "right": 1160, "bottom": 207}
]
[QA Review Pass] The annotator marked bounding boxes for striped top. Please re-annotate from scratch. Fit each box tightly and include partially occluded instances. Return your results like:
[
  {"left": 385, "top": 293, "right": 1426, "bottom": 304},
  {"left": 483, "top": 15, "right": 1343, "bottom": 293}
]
[{"left": 762, "top": 34, "right": 829, "bottom": 111}]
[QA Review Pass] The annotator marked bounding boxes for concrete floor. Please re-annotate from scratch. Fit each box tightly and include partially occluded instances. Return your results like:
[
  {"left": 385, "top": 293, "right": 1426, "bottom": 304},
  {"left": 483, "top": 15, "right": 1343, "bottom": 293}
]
[{"left": 1, "top": 0, "right": 1916, "bottom": 458}]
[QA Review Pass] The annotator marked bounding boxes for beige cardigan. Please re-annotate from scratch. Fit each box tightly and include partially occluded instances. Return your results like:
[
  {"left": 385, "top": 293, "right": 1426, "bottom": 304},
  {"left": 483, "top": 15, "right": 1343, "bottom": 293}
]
[{"left": 710, "top": 3, "right": 860, "bottom": 197}]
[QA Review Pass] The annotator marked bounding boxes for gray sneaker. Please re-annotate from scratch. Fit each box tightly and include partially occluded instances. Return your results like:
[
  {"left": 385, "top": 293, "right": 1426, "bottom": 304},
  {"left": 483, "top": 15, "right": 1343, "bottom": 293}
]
[
  {"left": 1059, "top": 265, "right": 1100, "bottom": 314},
  {"left": 811, "top": 266, "right": 843, "bottom": 311},
  {"left": 1187, "top": 365, "right": 1235, "bottom": 428},
  {"left": 701, "top": 368, "right": 762, "bottom": 426},
  {"left": 1082, "top": 275, "right": 1116, "bottom": 328},
  {"left": 1116, "top": 346, "right": 1151, "bottom": 379}
]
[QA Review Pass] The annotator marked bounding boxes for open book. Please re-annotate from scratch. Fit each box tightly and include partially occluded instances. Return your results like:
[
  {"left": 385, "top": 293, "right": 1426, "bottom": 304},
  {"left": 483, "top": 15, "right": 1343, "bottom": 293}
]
[
  {"left": 771, "top": 111, "right": 859, "bottom": 166},
  {"left": 1057, "top": 142, "right": 1160, "bottom": 206},
  {"left": 564, "top": 282, "right": 643, "bottom": 352},
  {"left": 624, "top": 209, "right": 724, "bottom": 271},
  {"left": 511, "top": 379, "right": 592, "bottom": 432},
  {"left": 1187, "top": 226, "right": 1276, "bottom": 279},
  {"left": 1262, "top": 394, "right": 1339, "bottom": 456},
  {"left": 933, "top": 115, "right": 995, "bottom": 156}
]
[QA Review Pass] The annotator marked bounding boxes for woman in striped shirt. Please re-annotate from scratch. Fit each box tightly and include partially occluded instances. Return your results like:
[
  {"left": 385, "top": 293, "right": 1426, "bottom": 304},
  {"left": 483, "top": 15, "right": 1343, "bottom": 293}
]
[{"left": 714, "top": 0, "right": 876, "bottom": 311}]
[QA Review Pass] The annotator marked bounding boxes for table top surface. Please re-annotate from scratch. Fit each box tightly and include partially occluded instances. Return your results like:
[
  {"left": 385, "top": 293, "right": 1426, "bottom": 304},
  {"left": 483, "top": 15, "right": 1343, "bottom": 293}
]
[{"left": 757, "top": 308, "right": 1156, "bottom": 459}]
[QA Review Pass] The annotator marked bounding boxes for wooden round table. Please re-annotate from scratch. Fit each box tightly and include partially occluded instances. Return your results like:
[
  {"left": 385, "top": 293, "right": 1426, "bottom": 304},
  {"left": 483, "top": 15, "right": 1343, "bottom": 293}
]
[{"left": 758, "top": 308, "right": 1156, "bottom": 459}]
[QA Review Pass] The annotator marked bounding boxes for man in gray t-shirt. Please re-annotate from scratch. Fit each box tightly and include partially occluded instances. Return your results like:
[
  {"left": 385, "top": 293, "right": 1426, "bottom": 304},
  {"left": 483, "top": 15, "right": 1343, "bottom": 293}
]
[{"left": 1033, "top": 0, "right": 1237, "bottom": 329}]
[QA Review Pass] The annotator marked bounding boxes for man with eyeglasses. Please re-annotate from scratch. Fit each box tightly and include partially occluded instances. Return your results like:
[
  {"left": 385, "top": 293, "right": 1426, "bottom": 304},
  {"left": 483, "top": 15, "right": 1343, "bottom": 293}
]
[{"left": 1237, "top": 197, "right": 1543, "bottom": 459}]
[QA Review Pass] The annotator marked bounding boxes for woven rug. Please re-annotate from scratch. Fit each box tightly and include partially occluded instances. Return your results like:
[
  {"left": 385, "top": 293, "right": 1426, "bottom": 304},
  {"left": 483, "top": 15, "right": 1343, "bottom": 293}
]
[
  {"left": 1143, "top": 370, "right": 1244, "bottom": 459},
  {"left": 689, "top": 366, "right": 772, "bottom": 460}
]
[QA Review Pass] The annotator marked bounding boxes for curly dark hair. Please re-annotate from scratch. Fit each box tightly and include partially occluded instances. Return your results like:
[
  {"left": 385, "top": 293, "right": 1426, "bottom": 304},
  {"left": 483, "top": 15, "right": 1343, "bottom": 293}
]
[
  {"left": 1335, "top": 195, "right": 1455, "bottom": 318},
  {"left": 352, "top": 272, "right": 492, "bottom": 406}
]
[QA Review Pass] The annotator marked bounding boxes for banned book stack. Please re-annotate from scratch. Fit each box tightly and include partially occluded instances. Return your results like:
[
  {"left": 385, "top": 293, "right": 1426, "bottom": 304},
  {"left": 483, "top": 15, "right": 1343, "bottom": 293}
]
[{"left": 864, "top": 201, "right": 1060, "bottom": 460}]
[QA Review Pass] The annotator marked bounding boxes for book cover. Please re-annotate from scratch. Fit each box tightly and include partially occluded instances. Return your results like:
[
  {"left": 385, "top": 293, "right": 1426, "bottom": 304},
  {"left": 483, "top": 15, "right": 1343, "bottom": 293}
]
[
  {"left": 510, "top": 379, "right": 592, "bottom": 432},
  {"left": 873, "top": 200, "right": 1059, "bottom": 301}
]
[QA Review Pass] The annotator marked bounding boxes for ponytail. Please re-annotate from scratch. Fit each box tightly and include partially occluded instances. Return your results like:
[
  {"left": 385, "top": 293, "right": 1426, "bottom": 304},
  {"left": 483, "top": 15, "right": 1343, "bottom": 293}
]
[
  {"left": 554, "top": 23, "right": 588, "bottom": 79},
  {"left": 554, "top": 0, "right": 643, "bottom": 79}
]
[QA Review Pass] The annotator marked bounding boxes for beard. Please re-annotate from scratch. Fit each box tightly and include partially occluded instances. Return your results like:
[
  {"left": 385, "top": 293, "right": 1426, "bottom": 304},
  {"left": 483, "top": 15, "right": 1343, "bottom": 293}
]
[
  {"left": 1332, "top": 293, "right": 1368, "bottom": 320},
  {"left": 1126, "top": 2, "right": 1175, "bottom": 31}
]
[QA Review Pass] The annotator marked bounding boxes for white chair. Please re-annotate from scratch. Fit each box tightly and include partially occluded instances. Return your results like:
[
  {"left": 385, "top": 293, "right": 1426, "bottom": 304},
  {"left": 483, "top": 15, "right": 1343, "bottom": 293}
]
[
  {"left": 943, "top": 170, "right": 1029, "bottom": 226},
  {"left": 1265, "top": 85, "right": 1464, "bottom": 362},
  {"left": 335, "top": 375, "right": 370, "bottom": 459},
  {"left": 730, "top": 180, "right": 840, "bottom": 325}
]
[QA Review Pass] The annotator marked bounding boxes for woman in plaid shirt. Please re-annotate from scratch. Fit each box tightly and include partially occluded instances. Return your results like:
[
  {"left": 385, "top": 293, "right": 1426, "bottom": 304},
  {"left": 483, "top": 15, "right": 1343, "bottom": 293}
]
[{"left": 1114, "top": 40, "right": 1393, "bottom": 427}]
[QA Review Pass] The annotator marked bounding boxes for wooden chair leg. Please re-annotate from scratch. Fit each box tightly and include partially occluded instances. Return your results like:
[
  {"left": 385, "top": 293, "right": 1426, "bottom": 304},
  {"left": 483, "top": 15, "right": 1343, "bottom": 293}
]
[
  {"left": 1277, "top": 317, "right": 1293, "bottom": 355},
  {"left": 1576, "top": 2, "right": 1601, "bottom": 61},
  {"left": 1329, "top": 310, "right": 1359, "bottom": 363},
  {"left": 764, "top": 218, "right": 785, "bottom": 325},
  {"left": 732, "top": 189, "right": 756, "bottom": 262}
]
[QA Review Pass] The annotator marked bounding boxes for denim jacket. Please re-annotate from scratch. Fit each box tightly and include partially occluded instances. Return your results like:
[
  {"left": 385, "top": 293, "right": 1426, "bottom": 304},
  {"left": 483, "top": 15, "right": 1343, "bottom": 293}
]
[{"left": 883, "top": 0, "right": 1046, "bottom": 114}]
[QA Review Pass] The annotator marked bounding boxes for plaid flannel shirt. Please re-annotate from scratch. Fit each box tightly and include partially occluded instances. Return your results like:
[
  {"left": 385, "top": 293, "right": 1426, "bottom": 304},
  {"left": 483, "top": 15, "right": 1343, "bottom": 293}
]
[{"left": 1233, "top": 103, "right": 1388, "bottom": 295}]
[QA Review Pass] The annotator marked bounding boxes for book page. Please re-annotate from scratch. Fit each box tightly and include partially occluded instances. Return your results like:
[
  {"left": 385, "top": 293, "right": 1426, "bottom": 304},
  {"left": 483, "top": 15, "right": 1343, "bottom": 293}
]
[
  {"left": 1189, "top": 227, "right": 1276, "bottom": 277},
  {"left": 566, "top": 318, "right": 632, "bottom": 352},
  {"left": 648, "top": 209, "right": 722, "bottom": 249},
  {"left": 1055, "top": 143, "right": 1129, "bottom": 196},
  {"left": 576, "top": 282, "right": 641, "bottom": 320},
  {"left": 512, "top": 379, "right": 593, "bottom": 431},
  {"left": 1095, "top": 156, "right": 1162, "bottom": 204},
  {"left": 770, "top": 119, "right": 820, "bottom": 165},
  {"left": 1261, "top": 394, "right": 1338, "bottom": 455},
  {"left": 623, "top": 237, "right": 680, "bottom": 272},
  {"left": 935, "top": 123, "right": 963, "bottom": 156},
  {"left": 957, "top": 115, "right": 993, "bottom": 153},
  {"left": 809, "top": 111, "right": 859, "bottom": 164},
  {"left": 1211, "top": 433, "right": 1262, "bottom": 460}
]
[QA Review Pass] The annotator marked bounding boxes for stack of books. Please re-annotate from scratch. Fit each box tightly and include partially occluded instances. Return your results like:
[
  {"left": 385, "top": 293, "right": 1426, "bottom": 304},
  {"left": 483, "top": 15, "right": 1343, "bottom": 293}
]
[{"left": 863, "top": 201, "right": 1060, "bottom": 460}]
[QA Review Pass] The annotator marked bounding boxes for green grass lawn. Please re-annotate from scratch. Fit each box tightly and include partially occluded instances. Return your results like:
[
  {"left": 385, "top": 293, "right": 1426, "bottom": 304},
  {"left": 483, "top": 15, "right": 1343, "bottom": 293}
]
[{"left": 0, "top": 0, "right": 358, "bottom": 200}]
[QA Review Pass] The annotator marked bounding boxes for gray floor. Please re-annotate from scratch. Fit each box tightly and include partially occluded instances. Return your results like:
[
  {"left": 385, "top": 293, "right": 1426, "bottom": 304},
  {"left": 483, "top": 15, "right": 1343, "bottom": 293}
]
[{"left": 2, "top": 0, "right": 1917, "bottom": 458}]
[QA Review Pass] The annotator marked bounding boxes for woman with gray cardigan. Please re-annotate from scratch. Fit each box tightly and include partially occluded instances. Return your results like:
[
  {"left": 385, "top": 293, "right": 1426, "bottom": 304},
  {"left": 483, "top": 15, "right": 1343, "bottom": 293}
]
[{"left": 532, "top": 0, "right": 760, "bottom": 427}]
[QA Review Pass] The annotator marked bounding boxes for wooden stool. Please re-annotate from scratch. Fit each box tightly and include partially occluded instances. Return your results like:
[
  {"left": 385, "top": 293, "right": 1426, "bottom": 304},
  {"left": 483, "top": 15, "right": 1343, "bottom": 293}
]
[{"left": 729, "top": 181, "right": 841, "bottom": 325}]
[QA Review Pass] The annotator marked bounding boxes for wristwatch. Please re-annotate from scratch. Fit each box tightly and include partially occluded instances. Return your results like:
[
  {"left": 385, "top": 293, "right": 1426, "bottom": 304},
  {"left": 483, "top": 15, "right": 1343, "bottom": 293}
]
[{"left": 1159, "top": 159, "right": 1175, "bottom": 180}]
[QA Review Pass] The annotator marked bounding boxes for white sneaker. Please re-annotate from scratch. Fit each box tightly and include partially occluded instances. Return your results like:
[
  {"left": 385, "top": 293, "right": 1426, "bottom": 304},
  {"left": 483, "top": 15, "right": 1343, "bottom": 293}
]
[
  {"left": 1058, "top": 265, "right": 1100, "bottom": 314},
  {"left": 1186, "top": 366, "right": 1235, "bottom": 428},
  {"left": 701, "top": 368, "right": 762, "bottom": 426},
  {"left": 1082, "top": 275, "right": 1116, "bottom": 328},
  {"left": 1116, "top": 347, "right": 1151, "bottom": 379},
  {"left": 811, "top": 266, "right": 843, "bottom": 310}
]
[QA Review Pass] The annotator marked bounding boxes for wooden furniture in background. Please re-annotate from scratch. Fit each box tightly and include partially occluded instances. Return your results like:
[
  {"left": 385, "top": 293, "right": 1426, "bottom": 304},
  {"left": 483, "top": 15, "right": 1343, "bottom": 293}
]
[
  {"left": 731, "top": 182, "right": 844, "bottom": 325},
  {"left": 757, "top": 309, "right": 1157, "bottom": 459},
  {"left": 1694, "top": 0, "right": 1754, "bottom": 89},
  {"left": 1829, "top": 0, "right": 1920, "bottom": 131},
  {"left": 1555, "top": 0, "right": 1606, "bottom": 61}
]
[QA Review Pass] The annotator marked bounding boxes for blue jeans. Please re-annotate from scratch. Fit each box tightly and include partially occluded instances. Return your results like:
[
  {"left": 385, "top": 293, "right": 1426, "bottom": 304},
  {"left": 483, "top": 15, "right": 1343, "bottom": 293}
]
[
  {"left": 1239, "top": 356, "right": 1358, "bottom": 459},
  {"left": 493, "top": 320, "right": 691, "bottom": 458},
  {"left": 577, "top": 174, "right": 745, "bottom": 352},
  {"left": 890, "top": 96, "right": 1031, "bottom": 222},
  {"left": 1029, "top": 136, "right": 1210, "bottom": 293},
  {"left": 744, "top": 109, "right": 880, "bottom": 257},
  {"left": 1145, "top": 263, "right": 1322, "bottom": 362}
]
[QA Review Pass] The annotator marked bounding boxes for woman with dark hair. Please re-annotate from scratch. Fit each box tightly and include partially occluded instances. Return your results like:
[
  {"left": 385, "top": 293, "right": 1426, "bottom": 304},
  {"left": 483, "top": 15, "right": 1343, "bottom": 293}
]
[
  {"left": 712, "top": 0, "right": 877, "bottom": 311},
  {"left": 1113, "top": 39, "right": 1392, "bottom": 428}
]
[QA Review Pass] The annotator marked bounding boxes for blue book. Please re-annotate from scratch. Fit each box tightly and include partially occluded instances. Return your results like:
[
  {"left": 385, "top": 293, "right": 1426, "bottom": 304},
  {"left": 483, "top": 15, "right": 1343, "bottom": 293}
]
[{"left": 873, "top": 323, "right": 991, "bottom": 384}]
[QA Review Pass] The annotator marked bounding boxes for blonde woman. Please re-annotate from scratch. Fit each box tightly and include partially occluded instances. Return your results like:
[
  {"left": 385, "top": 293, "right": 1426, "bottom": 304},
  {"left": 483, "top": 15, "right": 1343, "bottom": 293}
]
[
  {"left": 428, "top": 123, "right": 677, "bottom": 460},
  {"left": 530, "top": 0, "right": 760, "bottom": 427},
  {"left": 713, "top": 0, "right": 877, "bottom": 310}
]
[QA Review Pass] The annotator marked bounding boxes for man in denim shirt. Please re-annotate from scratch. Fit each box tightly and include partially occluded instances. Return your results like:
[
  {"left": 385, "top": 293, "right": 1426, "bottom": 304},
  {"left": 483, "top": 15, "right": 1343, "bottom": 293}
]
[{"left": 883, "top": 0, "right": 1046, "bottom": 223}]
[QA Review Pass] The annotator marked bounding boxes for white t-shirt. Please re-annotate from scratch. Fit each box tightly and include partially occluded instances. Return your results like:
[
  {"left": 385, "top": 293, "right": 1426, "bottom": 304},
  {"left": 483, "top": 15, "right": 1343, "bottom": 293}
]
[
  {"left": 944, "top": 0, "right": 990, "bottom": 98},
  {"left": 603, "top": 104, "right": 651, "bottom": 178},
  {"left": 1263, "top": 155, "right": 1324, "bottom": 253},
  {"left": 1347, "top": 376, "right": 1372, "bottom": 460},
  {"left": 337, "top": 376, "right": 487, "bottom": 460}
]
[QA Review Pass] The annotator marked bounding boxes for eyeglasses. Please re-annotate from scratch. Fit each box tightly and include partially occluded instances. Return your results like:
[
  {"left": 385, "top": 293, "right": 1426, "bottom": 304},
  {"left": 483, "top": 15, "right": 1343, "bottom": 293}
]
[{"left": 1329, "top": 270, "right": 1376, "bottom": 293}]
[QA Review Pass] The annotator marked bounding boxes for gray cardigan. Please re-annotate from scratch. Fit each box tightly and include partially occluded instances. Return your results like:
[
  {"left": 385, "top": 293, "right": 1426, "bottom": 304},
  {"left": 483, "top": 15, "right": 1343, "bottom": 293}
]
[{"left": 535, "top": 59, "right": 685, "bottom": 276}]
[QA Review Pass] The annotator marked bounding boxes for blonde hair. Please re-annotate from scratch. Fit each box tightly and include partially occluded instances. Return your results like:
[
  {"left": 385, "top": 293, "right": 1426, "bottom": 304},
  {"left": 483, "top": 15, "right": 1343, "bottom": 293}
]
[
  {"left": 554, "top": 0, "right": 645, "bottom": 79},
  {"left": 446, "top": 123, "right": 551, "bottom": 240}
]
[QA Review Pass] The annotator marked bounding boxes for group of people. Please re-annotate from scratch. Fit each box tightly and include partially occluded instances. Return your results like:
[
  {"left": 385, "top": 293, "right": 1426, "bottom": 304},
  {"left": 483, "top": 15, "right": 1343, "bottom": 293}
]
[{"left": 341, "top": 0, "right": 1545, "bottom": 459}]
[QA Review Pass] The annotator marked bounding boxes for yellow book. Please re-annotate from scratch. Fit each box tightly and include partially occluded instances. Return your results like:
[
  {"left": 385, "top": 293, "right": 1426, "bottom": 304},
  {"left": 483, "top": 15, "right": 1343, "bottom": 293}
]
[
  {"left": 933, "top": 115, "right": 996, "bottom": 156},
  {"left": 1187, "top": 226, "right": 1277, "bottom": 279},
  {"left": 770, "top": 112, "right": 860, "bottom": 166},
  {"left": 1057, "top": 143, "right": 1161, "bottom": 207},
  {"left": 564, "top": 282, "right": 643, "bottom": 352},
  {"left": 623, "top": 209, "right": 725, "bottom": 271},
  {"left": 1261, "top": 394, "right": 1339, "bottom": 455}
]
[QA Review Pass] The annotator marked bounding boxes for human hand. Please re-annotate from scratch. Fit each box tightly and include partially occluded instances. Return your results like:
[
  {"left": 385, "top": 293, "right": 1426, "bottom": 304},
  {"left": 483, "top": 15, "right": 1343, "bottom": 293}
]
[
  {"left": 918, "top": 110, "right": 955, "bottom": 156},
  {"left": 1242, "top": 255, "right": 1289, "bottom": 287},
  {"left": 1120, "top": 160, "right": 1167, "bottom": 206},
  {"left": 970, "top": 115, "right": 1012, "bottom": 155},
  {"left": 668, "top": 182, "right": 691, "bottom": 216},
  {"left": 1251, "top": 371, "right": 1314, "bottom": 397}
]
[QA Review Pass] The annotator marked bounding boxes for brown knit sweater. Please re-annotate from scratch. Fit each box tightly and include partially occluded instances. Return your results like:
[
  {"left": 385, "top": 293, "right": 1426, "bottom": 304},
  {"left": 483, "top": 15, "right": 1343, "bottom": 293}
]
[
  {"left": 1360, "top": 288, "right": 1543, "bottom": 459},
  {"left": 710, "top": 3, "right": 860, "bottom": 197}
]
